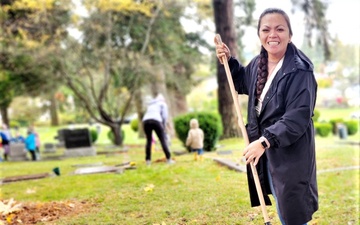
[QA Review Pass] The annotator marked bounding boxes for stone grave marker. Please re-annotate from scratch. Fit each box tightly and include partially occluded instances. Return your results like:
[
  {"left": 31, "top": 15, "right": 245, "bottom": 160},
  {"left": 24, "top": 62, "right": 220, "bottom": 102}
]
[
  {"left": 74, "top": 166, "right": 123, "bottom": 175},
  {"left": 43, "top": 143, "right": 56, "bottom": 153},
  {"left": 9, "top": 143, "right": 27, "bottom": 161},
  {"left": 1, "top": 173, "right": 49, "bottom": 184},
  {"left": 63, "top": 128, "right": 96, "bottom": 157},
  {"left": 213, "top": 158, "right": 246, "bottom": 172},
  {"left": 54, "top": 129, "right": 66, "bottom": 148}
]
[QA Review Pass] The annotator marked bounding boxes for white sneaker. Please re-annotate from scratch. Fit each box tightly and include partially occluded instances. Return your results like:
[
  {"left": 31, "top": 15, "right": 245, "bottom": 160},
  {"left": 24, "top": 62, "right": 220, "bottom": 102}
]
[
  {"left": 146, "top": 160, "right": 151, "bottom": 165},
  {"left": 166, "top": 159, "right": 175, "bottom": 164}
]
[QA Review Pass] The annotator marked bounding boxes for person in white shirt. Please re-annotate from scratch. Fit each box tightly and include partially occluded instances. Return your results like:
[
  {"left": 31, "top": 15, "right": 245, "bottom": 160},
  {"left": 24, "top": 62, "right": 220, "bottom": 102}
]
[{"left": 142, "top": 93, "right": 174, "bottom": 165}]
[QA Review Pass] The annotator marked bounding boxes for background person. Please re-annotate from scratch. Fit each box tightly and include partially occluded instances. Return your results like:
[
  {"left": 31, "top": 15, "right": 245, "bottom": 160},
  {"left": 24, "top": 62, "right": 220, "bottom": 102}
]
[
  {"left": 185, "top": 118, "right": 204, "bottom": 161},
  {"left": 29, "top": 124, "right": 41, "bottom": 160},
  {"left": 12, "top": 130, "right": 25, "bottom": 143},
  {"left": 215, "top": 8, "right": 318, "bottom": 225},
  {"left": 25, "top": 129, "right": 37, "bottom": 161},
  {"left": 0, "top": 124, "right": 12, "bottom": 161},
  {"left": 142, "top": 93, "right": 174, "bottom": 165}
]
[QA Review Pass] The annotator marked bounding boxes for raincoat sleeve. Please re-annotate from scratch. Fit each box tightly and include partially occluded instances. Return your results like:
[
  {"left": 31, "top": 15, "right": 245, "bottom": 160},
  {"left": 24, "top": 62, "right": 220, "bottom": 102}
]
[{"left": 263, "top": 70, "right": 317, "bottom": 148}]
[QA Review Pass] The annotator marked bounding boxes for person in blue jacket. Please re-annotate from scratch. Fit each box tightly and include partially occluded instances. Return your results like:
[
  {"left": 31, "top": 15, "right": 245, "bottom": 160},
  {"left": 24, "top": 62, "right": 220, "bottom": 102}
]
[
  {"left": 215, "top": 8, "right": 318, "bottom": 225},
  {"left": 25, "top": 130, "right": 37, "bottom": 161},
  {"left": 0, "top": 124, "right": 12, "bottom": 161}
]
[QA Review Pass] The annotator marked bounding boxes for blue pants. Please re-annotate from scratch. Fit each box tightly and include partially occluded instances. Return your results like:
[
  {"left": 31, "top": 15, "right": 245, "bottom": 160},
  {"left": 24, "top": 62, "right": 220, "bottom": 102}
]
[
  {"left": 192, "top": 148, "right": 203, "bottom": 155},
  {"left": 267, "top": 164, "right": 308, "bottom": 225}
]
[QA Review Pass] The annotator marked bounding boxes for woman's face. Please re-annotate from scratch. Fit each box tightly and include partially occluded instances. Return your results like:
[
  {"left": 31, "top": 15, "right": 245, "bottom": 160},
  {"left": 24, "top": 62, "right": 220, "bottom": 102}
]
[{"left": 258, "top": 13, "right": 292, "bottom": 59}]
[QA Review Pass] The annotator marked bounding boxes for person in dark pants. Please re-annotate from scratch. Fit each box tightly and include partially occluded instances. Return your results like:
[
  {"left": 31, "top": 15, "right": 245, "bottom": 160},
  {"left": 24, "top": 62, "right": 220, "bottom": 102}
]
[
  {"left": 215, "top": 8, "right": 318, "bottom": 225},
  {"left": 142, "top": 93, "right": 174, "bottom": 165},
  {"left": 0, "top": 124, "right": 12, "bottom": 161},
  {"left": 25, "top": 129, "right": 37, "bottom": 161}
]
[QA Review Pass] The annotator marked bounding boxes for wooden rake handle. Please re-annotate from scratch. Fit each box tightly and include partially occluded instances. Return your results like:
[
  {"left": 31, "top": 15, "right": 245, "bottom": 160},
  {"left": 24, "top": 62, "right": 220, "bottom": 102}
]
[{"left": 214, "top": 34, "right": 271, "bottom": 225}]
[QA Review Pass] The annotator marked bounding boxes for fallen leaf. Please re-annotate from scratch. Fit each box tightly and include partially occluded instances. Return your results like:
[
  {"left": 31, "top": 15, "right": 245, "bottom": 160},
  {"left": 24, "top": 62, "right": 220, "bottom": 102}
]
[
  {"left": 26, "top": 188, "right": 36, "bottom": 194},
  {"left": 6, "top": 213, "right": 15, "bottom": 223},
  {"left": 0, "top": 199, "right": 23, "bottom": 216},
  {"left": 144, "top": 184, "right": 155, "bottom": 192}
]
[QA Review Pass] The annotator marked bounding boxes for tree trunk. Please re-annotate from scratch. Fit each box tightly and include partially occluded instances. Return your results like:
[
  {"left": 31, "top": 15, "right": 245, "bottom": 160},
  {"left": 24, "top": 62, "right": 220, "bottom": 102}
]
[
  {"left": 110, "top": 123, "right": 123, "bottom": 146},
  {"left": 150, "top": 69, "right": 174, "bottom": 137},
  {"left": 50, "top": 92, "right": 59, "bottom": 126},
  {"left": 0, "top": 107, "right": 9, "bottom": 126},
  {"left": 169, "top": 88, "right": 187, "bottom": 116},
  {"left": 213, "top": 0, "right": 241, "bottom": 138},
  {"left": 134, "top": 90, "right": 145, "bottom": 138}
]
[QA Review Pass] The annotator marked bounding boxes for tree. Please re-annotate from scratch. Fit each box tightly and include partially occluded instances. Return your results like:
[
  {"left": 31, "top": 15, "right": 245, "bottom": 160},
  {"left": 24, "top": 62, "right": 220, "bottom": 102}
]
[
  {"left": 291, "top": 0, "right": 331, "bottom": 61},
  {"left": 0, "top": 0, "right": 71, "bottom": 126},
  {"left": 55, "top": 0, "right": 166, "bottom": 145},
  {"left": 213, "top": 0, "right": 241, "bottom": 138},
  {"left": 54, "top": 0, "right": 205, "bottom": 145}
]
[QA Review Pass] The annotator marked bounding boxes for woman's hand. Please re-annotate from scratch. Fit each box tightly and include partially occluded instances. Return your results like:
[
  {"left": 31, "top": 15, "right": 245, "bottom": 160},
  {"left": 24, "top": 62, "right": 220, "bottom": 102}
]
[
  {"left": 242, "top": 140, "right": 266, "bottom": 166},
  {"left": 214, "top": 36, "right": 231, "bottom": 64}
]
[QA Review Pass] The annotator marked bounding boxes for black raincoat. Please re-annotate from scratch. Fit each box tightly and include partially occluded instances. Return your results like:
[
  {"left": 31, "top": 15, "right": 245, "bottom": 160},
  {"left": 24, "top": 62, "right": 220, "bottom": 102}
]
[{"left": 228, "top": 43, "right": 318, "bottom": 225}]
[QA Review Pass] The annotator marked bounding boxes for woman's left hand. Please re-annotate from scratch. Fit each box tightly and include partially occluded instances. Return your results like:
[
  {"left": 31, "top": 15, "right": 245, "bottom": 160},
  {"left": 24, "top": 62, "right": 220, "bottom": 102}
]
[{"left": 243, "top": 140, "right": 266, "bottom": 166}]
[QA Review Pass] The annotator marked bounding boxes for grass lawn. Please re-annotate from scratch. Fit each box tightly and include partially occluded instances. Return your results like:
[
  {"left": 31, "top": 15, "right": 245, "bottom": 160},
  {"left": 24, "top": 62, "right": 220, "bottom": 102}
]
[
  {"left": 1, "top": 121, "right": 359, "bottom": 224},
  {"left": 1, "top": 107, "right": 359, "bottom": 224}
]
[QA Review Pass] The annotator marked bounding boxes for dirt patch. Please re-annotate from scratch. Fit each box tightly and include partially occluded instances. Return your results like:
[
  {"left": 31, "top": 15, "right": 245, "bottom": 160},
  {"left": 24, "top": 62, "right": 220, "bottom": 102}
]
[{"left": 1, "top": 199, "right": 96, "bottom": 224}]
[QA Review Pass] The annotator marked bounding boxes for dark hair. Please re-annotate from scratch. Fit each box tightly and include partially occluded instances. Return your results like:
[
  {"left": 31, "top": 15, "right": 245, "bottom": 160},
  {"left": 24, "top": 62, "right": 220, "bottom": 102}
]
[
  {"left": 256, "top": 8, "right": 293, "bottom": 100},
  {"left": 257, "top": 8, "right": 293, "bottom": 37},
  {"left": 256, "top": 46, "right": 268, "bottom": 99}
]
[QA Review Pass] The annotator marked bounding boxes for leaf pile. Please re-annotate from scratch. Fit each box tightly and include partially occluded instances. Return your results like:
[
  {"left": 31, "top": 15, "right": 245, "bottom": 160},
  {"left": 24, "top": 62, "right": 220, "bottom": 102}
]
[{"left": 0, "top": 199, "right": 95, "bottom": 224}]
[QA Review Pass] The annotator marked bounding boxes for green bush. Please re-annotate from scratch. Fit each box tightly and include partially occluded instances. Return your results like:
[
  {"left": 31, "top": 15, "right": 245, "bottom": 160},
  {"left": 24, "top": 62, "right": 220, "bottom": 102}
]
[
  {"left": 344, "top": 120, "right": 359, "bottom": 136},
  {"left": 314, "top": 122, "right": 332, "bottom": 137},
  {"left": 107, "top": 128, "right": 125, "bottom": 144},
  {"left": 9, "top": 120, "right": 22, "bottom": 129},
  {"left": 329, "top": 118, "right": 344, "bottom": 134},
  {"left": 130, "top": 119, "right": 139, "bottom": 132},
  {"left": 89, "top": 129, "right": 98, "bottom": 143},
  {"left": 174, "top": 112, "right": 223, "bottom": 152},
  {"left": 59, "top": 113, "right": 76, "bottom": 125},
  {"left": 313, "top": 109, "right": 320, "bottom": 122}
]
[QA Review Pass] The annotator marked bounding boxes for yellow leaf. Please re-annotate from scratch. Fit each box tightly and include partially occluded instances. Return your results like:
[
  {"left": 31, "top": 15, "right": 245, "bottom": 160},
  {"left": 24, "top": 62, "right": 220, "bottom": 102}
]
[
  {"left": 144, "top": 184, "right": 155, "bottom": 192},
  {"left": 6, "top": 213, "right": 15, "bottom": 223},
  {"left": 12, "top": 0, "right": 59, "bottom": 10}
]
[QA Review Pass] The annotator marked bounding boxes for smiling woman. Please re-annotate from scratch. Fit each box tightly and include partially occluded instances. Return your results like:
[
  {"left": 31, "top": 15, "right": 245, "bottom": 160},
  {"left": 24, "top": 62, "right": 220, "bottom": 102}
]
[{"left": 215, "top": 8, "right": 318, "bottom": 225}]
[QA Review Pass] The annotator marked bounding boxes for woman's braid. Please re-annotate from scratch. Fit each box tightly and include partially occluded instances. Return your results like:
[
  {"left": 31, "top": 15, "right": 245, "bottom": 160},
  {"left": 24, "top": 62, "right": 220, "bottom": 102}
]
[{"left": 256, "top": 46, "right": 268, "bottom": 99}]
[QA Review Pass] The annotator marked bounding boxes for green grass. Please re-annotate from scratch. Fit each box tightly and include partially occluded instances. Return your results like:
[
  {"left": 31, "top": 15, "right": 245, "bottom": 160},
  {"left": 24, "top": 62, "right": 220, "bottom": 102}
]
[
  {"left": 1, "top": 131, "right": 359, "bottom": 224},
  {"left": 1, "top": 107, "right": 359, "bottom": 224},
  {"left": 316, "top": 106, "right": 359, "bottom": 122}
]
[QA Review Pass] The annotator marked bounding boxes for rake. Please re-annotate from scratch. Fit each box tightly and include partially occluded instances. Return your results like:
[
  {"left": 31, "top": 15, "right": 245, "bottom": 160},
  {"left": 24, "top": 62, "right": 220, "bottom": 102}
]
[{"left": 214, "top": 34, "right": 271, "bottom": 225}]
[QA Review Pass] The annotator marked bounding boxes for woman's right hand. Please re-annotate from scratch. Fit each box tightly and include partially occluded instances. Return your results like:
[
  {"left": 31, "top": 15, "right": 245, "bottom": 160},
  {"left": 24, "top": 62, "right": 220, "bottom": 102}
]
[{"left": 214, "top": 37, "right": 231, "bottom": 64}]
